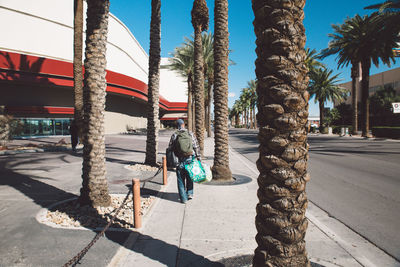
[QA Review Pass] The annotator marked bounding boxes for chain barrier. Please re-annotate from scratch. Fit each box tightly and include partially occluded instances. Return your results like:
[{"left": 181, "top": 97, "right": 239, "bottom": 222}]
[
  {"left": 62, "top": 188, "right": 132, "bottom": 267},
  {"left": 62, "top": 164, "right": 164, "bottom": 267},
  {"left": 141, "top": 164, "right": 163, "bottom": 184}
]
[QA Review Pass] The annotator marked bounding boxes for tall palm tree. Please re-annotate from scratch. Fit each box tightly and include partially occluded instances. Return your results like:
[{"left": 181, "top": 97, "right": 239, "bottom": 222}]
[
  {"left": 79, "top": 0, "right": 111, "bottom": 207},
  {"left": 202, "top": 32, "right": 214, "bottom": 138},
  {"left": 239, "top": 88, "right": 251, "bottom": 127},
  {"left": 365, "top": 1, "right": 400, "bottom": 57},
  {"left": 308, "top": 68, "right": 348, "bottom": 130},
  {"left": 145, "top": 0, "right": 161, "bottom": 166},
  {"left": 252, "top": 1, "right": 310, "bottom": 266},
  {"left": 73, "top": 0, "right": 84, "bottom": 137},
  {"left": 230, "top": 100, "right": 242, "bottom": 127},
  {"left": 245, "top": 80, "right": 257, "bottom": 129},
  {"left": 320, "top": 23, "right": 360, "bottom": 135},
  {"left": 212, "top": 0, "right": 232, "bottom": 181},
  {"left": 164, "top": 44, "right": 194, "bottom": 131},
  {"left": 321, "top": 13, "right": 398, "bottom": 137},
  {"left": 191, "top": 0, "right": 209, "bottom": 157}
]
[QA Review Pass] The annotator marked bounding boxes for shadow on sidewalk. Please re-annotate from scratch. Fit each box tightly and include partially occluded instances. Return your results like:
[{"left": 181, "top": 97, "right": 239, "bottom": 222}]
[{"left": 0, "top": 155, "right": 219, "bottom": 266}]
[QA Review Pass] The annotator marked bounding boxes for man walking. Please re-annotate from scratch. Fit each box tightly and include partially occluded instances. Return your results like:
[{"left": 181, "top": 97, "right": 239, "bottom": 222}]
[
  {"left": 168, "top": 119, "right": 200, "bottom": 203},
  {"left": 69, "top": 119, "right": 79, "bottom": 152}
]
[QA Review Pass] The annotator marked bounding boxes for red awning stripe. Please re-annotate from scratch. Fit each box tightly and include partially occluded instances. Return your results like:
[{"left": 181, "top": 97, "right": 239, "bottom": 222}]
[
  {"left": 0, "top": 50, "right": 187, "bottom": 111},
  {"left": 5, "top": 106, "right": 74, "bottom": 115}
]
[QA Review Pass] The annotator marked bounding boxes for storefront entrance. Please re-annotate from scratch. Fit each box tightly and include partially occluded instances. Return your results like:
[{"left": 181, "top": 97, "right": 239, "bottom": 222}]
[{"left": 13, "top": 118, "right": 71, "bottom": 137}]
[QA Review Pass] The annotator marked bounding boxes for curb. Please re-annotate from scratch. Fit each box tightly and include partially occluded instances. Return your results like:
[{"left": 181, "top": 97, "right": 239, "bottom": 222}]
[{"left": 107, "top": 171, "right": 175, "bottom": 267}]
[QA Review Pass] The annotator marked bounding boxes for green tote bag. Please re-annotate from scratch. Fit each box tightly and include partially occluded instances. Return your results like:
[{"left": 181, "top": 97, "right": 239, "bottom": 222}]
[{"left": 184, "top": 157, "right": 206, "bottom": 183}]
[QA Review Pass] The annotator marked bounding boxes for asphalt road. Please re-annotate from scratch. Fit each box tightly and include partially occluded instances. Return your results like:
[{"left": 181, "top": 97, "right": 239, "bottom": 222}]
[{"left": 228, "top": 128, "right": 400, "bottom": 261}]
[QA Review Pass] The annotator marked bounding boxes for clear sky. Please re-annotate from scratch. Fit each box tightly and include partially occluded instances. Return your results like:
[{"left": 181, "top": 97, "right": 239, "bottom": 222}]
[{"left": 109, "top": 0, "right": 400, "bottom": 116}]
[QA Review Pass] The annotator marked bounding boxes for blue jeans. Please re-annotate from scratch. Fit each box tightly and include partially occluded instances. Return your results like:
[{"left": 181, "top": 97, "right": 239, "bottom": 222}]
[{"left": 176, "top": 157, "right": 193, "bottom": 203}]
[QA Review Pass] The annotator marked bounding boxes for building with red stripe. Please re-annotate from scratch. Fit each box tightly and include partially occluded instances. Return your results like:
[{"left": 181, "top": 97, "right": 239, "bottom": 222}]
[{"left": 0, "top": 0, "right": 187, "bottom": 136}]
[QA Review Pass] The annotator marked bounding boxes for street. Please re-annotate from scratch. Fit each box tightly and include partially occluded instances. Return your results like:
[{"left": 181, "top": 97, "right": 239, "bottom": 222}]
[{"left": 228, "top": 128, "right": 400, "bottom": 261}]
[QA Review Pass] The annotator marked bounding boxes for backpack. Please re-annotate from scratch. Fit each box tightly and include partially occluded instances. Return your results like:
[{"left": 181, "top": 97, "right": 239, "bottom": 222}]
[{"left": 174, "top": 130, "right": 193, "bottom": 158}]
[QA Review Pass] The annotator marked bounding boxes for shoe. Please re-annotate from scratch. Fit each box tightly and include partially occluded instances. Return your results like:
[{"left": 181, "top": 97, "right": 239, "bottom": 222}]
[
  {"left": 188, "top": 195, "right": 193, "bottom": 200},
  {"left": 180, "top": 199, "right": 187, "bottom": 204}
]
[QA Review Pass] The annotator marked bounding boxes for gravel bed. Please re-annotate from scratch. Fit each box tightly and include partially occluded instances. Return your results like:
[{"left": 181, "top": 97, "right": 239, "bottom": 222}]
[
  {"left": 46, "top": 194, "right": 155, "bottom": 230},
  {"left": 127, "top": 163, "right": 160, "bottom": 172}
]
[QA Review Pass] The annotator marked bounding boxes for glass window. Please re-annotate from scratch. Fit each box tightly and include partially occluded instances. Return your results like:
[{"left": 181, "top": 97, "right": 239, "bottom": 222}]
[{"left": 11, "top": 118, "right": 72, "bottom": 137}]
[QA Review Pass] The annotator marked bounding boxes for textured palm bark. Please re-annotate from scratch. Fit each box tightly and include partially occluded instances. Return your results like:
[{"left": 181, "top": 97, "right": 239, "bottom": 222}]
[
  {"left": 145, "top": 0, "right": 161, "bottom": 166},
  {"left": 187, "top": 77, "right": 193, "bottom": 132},
  {"left": 193, "top": 27, "right": 205, "bottom": 156},
  {"left": 351, "top": 63, "right": 358, "bottom": 135},
  {"left": 79, "top": 0, "right": 111, "bottom": 207},
  {"left": 361, "top": 60, "right": 370, "bottom": 137},
  {"left": 252, "top": 1, "right": 311, "bottom": 266},
  {"left": 73, "top": 0, "right": 83, "bottom": 137},
  {"left": 212, "top": 0, "right": 232, "bottom": 181},
  {"left": 191, "top": 0, "right": 208, "bottom": 157},
  {"left": 319, "top": 100, "right": 325, "bottom": 131},
  {"left": 253, "top": 108, "right": 257, "bottom": 129},
  {"left": 207, "top": 74, "right": 213, "bottom": 137}
]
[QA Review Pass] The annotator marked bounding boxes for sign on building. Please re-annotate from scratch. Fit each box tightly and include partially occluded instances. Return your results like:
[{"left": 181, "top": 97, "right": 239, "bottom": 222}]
[{"left": 392, "top": 102, "right": 400, "bottom": 113}]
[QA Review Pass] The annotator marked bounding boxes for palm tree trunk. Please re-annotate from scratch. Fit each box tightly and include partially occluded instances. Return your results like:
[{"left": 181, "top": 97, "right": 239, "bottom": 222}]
[
  {"left": 192, "top": 95, "right": 196, "bottom": 132},
  {"left": 250, "top": 107, "right": 253, "bottom": 129},
  {"left": 252, "top": 0, "right": 310, "bottom": 266},
  {"left": 79, "top": 0, "right": 111, "bottom": 207},
  {"left": 351, "top": 63, "right": 359, "bottom": 135},
  {"left": 187, "top": 77, "right": 193, "bottom": 132},
  {"left": 73, "top": 0, "right": 83, "bottom": 137},
  {"left": 319, "top": 100, "right": 325, "bottom": 132},
  {"left": 361, "top": 60, "right": 371, "bottom": 137},
  {"left": 145, "top": 0, "right": 161, "bottom": 166},
  {"left": 212, "top": 0, "right": 232, "bottom": 181},
  {"left": 253, "top": 107, "right": 256, "bottom": 129},
  {"left": 193, "top": 26, "right": 205, "bottom": 157},
  {"left": 207, "top": 77, "right": 213, "bottom": 137}
]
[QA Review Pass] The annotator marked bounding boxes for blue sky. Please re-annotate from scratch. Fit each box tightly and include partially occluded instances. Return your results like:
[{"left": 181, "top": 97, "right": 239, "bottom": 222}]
[{"left": 110, "top": 0, "right": 400, "bottom": 116}]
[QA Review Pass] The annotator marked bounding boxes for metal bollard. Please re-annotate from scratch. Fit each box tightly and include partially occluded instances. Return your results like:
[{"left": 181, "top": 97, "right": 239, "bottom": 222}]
[
  {"left": 162, "top": 156, "right": 167, "bottom": 185},
  {"left": 132, "top": 178, "right": 141, "bottom": 229}
]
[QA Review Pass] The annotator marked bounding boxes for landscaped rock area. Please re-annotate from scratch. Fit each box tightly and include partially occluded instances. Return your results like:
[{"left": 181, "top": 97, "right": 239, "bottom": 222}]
[
  {"left": 127, "top": 163, "right": 160, "bottom": 172},
  {"left": 44, "top": 194, "right": 155, "bottom": 230}
]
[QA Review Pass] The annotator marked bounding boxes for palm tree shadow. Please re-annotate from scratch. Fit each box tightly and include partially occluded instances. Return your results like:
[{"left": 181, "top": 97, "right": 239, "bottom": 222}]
[
  {"left": 0, "top": 159, "right": 218, "bottom": 266},
  {"left": 106, "top": 232, "right": 223, "bottom": 267},
  {"left": 0, "top": 52, "right": 55, "bottom": 85}
]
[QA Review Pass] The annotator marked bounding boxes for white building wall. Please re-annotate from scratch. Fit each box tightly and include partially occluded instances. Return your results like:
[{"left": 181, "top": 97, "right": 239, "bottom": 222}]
[
  {"left": 160, "top": 58, "right": 188, "bottom": 102},
  {"left": 0, "top": 0, "right": 148, "bottom": 83}
]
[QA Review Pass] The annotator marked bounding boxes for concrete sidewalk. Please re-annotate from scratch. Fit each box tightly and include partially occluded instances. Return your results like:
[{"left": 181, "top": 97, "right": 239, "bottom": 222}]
[{"left": 108, "top": 137, "right": 399, "bottom": 267}]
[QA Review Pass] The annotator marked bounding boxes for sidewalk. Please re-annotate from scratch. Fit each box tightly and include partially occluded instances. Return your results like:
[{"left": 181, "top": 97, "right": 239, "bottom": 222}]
[{"left": 108, "top": 137, "right": 399, "bottom": 267}]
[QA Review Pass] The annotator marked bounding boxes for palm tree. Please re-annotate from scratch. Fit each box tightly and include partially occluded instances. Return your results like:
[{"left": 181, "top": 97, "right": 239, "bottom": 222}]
[
  {"left": 212, "top": 0, "right": 232, "bottom": 181},
  {"left": 202, "top": 32, "right": 214, "bottom": 138},
  {"left": 165, "top": 44, "right": 194, "bottom": 131},
  {"left": 239, "top": 88, "right": 251, "bottom": 127},
  {"left": 230, "top": 100, "right": 241, "bottom": 127},
  {"left": 366, "top": 0, "right": 400, "bottom": 10},
  {"left": 321, "top": 13, "right": 398, "bottom": 137},
  {"left": 308, "top": 68, "right": 348, "bottom": 131},
  {"left": 252, "top": 1, "right": 310, "bottom": 266},
  {"left": 305, "top": 48, "right": 325, "bottom": 75},
  {"left": 320, "top": 23, "right": 360, "bottom": 135},
  {"left": 245, "top": 80, "right": 257, "bottom": 129},
  {"left": 145, "top": 0, "right": 161, "bottom": 166},
  {"left": 191, "top": 0, "right": 209, "bottom": 157},
  {"left": 79, "top": 0, "right": 111, "bottom": 207},
  {"left": 73, "top": 0, "right": 84, "bottom": 137},
  {"left": 365, "top": 1, "right": 400, "bottom": 57}
]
